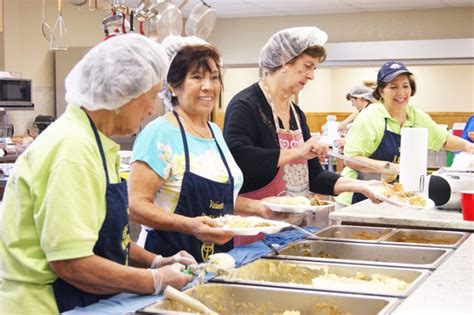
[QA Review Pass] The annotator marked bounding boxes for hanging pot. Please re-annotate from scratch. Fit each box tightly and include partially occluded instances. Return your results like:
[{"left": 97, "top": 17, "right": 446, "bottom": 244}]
[
  {"left": 184, "top": 1, "right": 216, "bottom": 39},
  {"left": 102, "top": 10, "right": 123, "bottom": 38},
  {"left": 147, "top": 1, "right": 183, "bottom": 42}
]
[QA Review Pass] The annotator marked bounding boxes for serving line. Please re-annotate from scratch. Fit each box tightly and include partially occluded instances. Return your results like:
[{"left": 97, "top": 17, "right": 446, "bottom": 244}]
[
  {"left": 392, "top": 234, "right": 474, "bottom": 315},
  {"left": 330, "top": 199, "right": 474, "bottom": 231}
]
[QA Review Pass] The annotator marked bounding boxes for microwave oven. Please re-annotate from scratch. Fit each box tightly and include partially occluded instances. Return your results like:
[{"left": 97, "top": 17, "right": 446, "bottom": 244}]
[{"left": 0, "top": 78, "right": 33, "bottom": 109}]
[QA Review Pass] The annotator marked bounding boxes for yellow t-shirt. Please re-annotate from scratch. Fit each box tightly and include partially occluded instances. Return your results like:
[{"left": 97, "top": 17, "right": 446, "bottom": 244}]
[{"left": 0, "top": 105, "right": 120, "bottom": 314}]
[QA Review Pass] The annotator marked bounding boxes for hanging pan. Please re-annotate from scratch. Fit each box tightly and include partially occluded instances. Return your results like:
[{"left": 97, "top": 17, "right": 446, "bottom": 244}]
[
  {"left": 147, "top": 1, "right": 183, "bottom": 42},
  {"left": 69, "top": 0, "right": 87, "bottom": 5},
  {"left": 184, "top": 0, "right": 216, "bottom": 39}
]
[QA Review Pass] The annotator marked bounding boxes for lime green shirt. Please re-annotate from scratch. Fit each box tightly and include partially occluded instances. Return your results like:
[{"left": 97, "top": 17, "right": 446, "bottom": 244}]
[
  {"left": 0, "top": 105, "right": 120, "bottom": 314},
  {"left": 336, "top": 103, "right": 448, "bottom": 206}
]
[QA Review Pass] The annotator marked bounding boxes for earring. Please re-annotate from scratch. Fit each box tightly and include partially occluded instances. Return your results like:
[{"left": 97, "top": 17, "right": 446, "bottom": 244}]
[
  {"left": 281, "top": 67, "right": 287, "bottom": 73},
  {"left": 171, "top": 90, "right": 177, "bottom": 97},
  {"left": 114, "top": 108, "right": 121, "bottom": 116}
]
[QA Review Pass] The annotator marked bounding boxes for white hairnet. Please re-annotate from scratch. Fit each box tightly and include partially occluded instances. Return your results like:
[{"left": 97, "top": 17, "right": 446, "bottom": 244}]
[
  {"left": 259, "top": 27, "right": 328, "bottom": 74},
  {"left": 161, "top": 35, "right": 207, "bottom": 61},
  {"left": 346, "top": 85, "right": 374, "bottom": 102},
  {"left": 65, "top": 33, "right": 169, "bottom": 111},
  {"left": 158, "top": 35, "right": 208, "bottom": 110}
]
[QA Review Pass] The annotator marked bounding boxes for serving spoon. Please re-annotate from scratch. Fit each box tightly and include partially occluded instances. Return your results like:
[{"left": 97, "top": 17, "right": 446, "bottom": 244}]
[{"left": 164, "top": 286, "right": 217, "bottom": 315}]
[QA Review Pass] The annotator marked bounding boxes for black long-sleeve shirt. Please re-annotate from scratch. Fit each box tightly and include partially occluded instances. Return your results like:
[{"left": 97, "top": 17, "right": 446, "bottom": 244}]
[{"left": 223, "top": 82, "right": 340, "bottom": 195}]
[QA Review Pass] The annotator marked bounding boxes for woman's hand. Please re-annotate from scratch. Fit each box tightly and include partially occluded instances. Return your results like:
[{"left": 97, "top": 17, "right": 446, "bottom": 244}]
[
  {"left": 191, "top": 216, "right": 234, "bottom": 245},
  {"left": 249, "top": 200, "right": 273, "bottom": 219},
  {"left": 151, "top": 251, "right": 197, "bottom": 268},
  {"left": 234, "top": 196, "right": 289, "bottom": 220},
  {"left": 465, "top": 141, "right": 474, "bottom": 154},
  {"left": 337, "top": 122, "right": 347, "bottom": 133},
  {"left": 149, "top": 263, "right": 193, "bottom": 295},
  {"left": 298, "top": 137, "right": 329, "bottom": 160},
  {"left": 356, "top": 180, "right": 382, "bottom": 203},
  {"left": 467, "top": 131, "right": 474, "bottom": 142},
  {"left": 335, "top": 138, "right": 346, "bottom": 152},
  {"left": 253, "top": 201, "right": 290, "bottom": 220}
]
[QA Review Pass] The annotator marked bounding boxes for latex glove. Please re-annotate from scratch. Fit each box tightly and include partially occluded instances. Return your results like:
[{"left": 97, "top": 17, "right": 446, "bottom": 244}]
[
  {"left": 149, "top": 263, "right": 192, "bottom": 295},
  {"left": 151, "top": 251, "right": 197, "bottom": 268}
]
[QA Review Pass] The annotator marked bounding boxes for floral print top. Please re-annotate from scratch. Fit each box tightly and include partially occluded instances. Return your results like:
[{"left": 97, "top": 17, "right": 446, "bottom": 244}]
[{"left": 132, "top": 116, "right": 244, "bottom": 214}]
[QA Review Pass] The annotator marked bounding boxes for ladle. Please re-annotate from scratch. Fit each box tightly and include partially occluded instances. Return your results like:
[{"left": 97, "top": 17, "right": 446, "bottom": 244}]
[
  {"left": 41, "top": 0, "right": 54, "bottom": 41},
  {"left": 163, "top": 286, "right": 218, "bottom": 315},
  {"left": 50, "top": 0, "right": 68, "bottom": 50},
  {"left": 262, "top": 238, "right": 280, "bottom": 255}
]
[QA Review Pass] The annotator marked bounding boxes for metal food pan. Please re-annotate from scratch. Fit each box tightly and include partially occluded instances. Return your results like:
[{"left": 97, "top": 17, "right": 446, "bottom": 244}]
[
  {"left": 310, "top": 225, "right": 395, "bottom": 243},
  {"left": 265, "top": 240, "right": 452, "bottom": 270},
  {"left": 379, "top": 228, "right": 470, "bottom": 248},
  {"left": 135, "top": 283, "right": 400, "bottom": 315},
  {"left": 211, "top": 258, "right": 430, "bottom": 298}
]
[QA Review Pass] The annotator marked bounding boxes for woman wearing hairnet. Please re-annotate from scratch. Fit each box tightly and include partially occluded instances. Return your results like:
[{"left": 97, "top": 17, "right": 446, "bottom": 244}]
[
  {"left": 0, "top": 34, "right": 195, "bottom": 314},
  {"left": 336, "top": 61, "right": 474, "bottom": 206},
  {"left": 129, "top": 36, "right": 271, "bottom": 263},
  {"left": 337, "top": 85, "right": 374, "bottom": 134},
  {"left": 223, "top": 27, "right": 379, "bottom": 244}
]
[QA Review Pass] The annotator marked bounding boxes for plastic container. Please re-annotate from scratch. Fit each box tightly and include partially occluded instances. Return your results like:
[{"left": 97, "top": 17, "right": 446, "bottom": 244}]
[
  {"left": 321, "top": 115, "right": 337, "bottom": 135},
  {"left": 446, "top": 151, "right": 454, "bottom": 167},
  {"left": 452, "top": 122, "right": 466, "bottom": 138},
  {"left": 460, "top": 190, "right": 474, "bottom": 221}
]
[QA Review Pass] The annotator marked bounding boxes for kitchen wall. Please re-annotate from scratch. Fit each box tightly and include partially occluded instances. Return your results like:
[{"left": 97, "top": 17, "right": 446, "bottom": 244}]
[
  {"left": 2, "top": 0, "right": 105, "bottom": 134},
  {"left": 1, "top": 1, "right": 473, "bottom": 134},
  {"left": 221, "top": 64, "right": 474, "bottom": 112},
  {"left": 208, "top": 7, "right": 474, "bottom": 65}
]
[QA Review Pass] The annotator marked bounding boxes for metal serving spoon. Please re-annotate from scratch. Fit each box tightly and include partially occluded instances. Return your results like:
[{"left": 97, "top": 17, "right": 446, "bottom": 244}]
[
  {"left": 164, "top": 286, "right": 217, "bottom": 315},
  {"left": 327, "top": 150, "right": 398, "bottom": 182}
]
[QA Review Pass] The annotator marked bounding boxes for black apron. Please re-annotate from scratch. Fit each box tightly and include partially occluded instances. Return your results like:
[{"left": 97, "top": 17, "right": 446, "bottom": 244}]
[
  {"left": 53, "top": 113, "right": 130, "bottom": 313},
  {"left": 144, "top": 111, "right": 234, "bottom": 263},
  {"left": 352, "top": 118, "right": 400, "bottom": 204}
]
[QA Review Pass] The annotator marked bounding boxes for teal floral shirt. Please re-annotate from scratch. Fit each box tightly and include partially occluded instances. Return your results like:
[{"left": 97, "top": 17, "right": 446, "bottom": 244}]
[{"left": 132, "top": 116, "right": 244, "bottom": 215}]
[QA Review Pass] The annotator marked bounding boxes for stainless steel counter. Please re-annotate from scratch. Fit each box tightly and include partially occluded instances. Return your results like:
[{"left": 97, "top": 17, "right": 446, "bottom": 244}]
[
  {"left": 393, "top": 234, "right": 474, "bottom": 315},
  {"left": 330, "top": 200, "right": 474, "bottom": 231}
]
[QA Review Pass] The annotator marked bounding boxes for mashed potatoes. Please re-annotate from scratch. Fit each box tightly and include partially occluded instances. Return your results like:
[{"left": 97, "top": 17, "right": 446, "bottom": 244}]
[{"left": 214, "top": 215, "right": 274, "bottom": 229}]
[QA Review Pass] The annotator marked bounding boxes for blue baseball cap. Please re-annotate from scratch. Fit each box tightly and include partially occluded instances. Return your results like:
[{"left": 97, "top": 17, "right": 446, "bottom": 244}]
[{"left": 377, "top": 61, "right": 412, "bottom": 84}]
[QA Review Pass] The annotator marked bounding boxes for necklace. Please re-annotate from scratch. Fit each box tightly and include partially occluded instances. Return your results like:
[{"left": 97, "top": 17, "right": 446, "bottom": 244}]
[
  {"left": 176, "top": 109, "right": 212, "bottom": 139},
  {"left": 260, "top": 79, "right": 292, "bottom": 129}
]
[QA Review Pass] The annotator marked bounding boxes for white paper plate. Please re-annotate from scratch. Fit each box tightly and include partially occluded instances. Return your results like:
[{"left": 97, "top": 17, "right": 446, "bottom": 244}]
[
  {"left": 214, "top": 216, "right": 290, "bottom": 236},
  {"left": 368, "top": 183, "right": 435, "bottom": 210},
  {"left": 262, "top": 197, "right": 335, "bottom": 213}
]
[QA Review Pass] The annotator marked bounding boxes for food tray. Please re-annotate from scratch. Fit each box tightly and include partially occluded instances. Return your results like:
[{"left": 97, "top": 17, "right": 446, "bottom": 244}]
[
  {"left": 211, "top": 258, "right": 430, "bottom": 298},
  {"left": 379, "top": 228, "right": 469, "bottom": 248},
  {"left": 135, "top": 283, "right": 400, "bottom": 315},
  {"left": 310, "top": 225, "right": 396, "bottom": 243},
  {"left": 265, "top": 240, "right": 452, "bottom": 270}
]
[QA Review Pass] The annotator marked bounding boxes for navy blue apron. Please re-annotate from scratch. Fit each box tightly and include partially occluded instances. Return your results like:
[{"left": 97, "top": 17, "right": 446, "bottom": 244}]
[
  {"left": 352, "top": 118, "right": 400, "bottom": 204},
  {"left": 52, "top": 112, "right": 130, "bottom": 313},
  {"left": 144, "top": 111, "right": 234, "bottom": 263}
]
